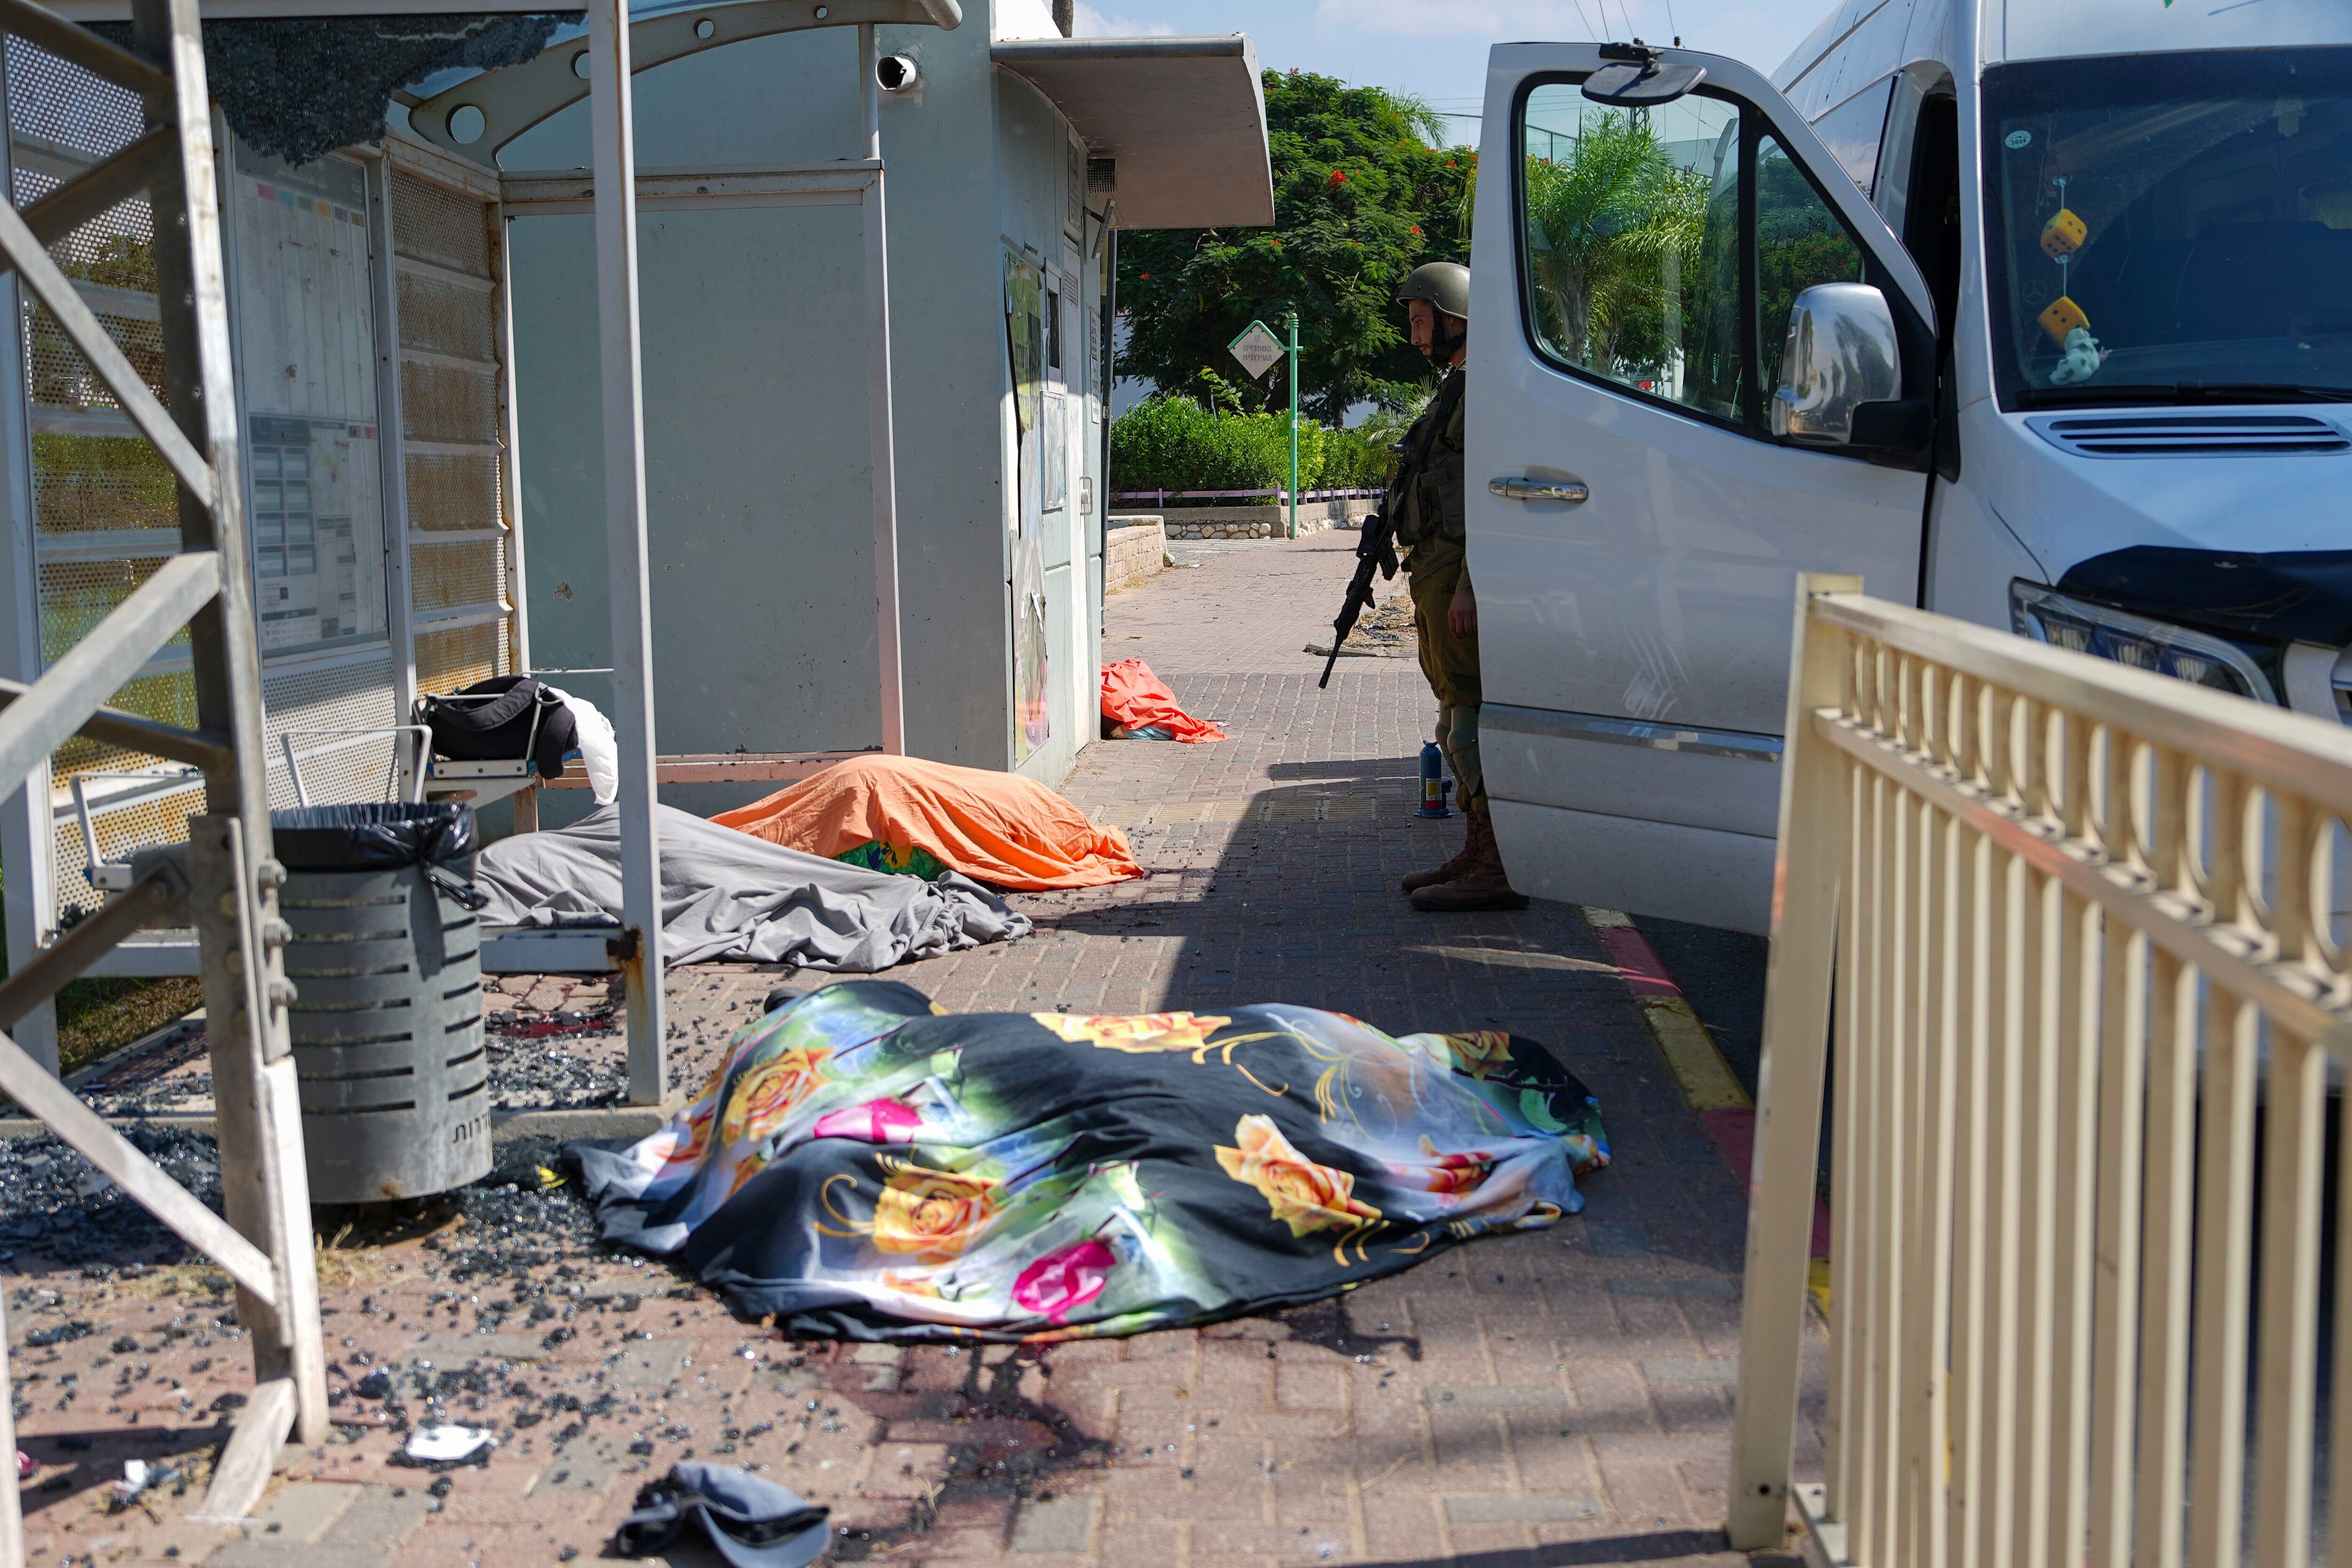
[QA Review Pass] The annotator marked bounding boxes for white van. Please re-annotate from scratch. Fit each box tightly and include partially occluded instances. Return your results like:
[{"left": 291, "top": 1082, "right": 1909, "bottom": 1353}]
[{"left": 1466, "top": 1, "right": 2352, "bottom": 933}]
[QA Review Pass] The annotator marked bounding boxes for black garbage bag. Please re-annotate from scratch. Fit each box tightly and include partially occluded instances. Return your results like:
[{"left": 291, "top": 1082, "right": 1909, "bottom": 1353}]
[
  {"left": 614, "top": 1463, "right": 830, "bottom": 1568},
  {"left": 272, "top": 803, "right": 487, "bottom": 911}
]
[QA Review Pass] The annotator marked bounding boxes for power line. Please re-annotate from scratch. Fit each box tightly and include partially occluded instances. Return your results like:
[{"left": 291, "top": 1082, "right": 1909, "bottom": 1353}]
[
  {"left": 1570, "top": 0, "right": 1603, "bottom": 40},
  {"left": 1664, "top": 0, "right": 1682, "bottom": 45}
]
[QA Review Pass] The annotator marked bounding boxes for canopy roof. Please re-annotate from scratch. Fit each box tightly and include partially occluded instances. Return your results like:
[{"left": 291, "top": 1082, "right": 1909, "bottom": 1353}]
[{"left": 992, "top": 35, "right": 1272, "bottom": 230}]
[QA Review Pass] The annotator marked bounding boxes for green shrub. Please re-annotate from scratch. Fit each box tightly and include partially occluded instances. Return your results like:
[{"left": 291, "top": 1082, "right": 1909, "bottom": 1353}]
[
  {"left": 1111, "top": 396, "right": 1349, "bottom": 496},
  {"left": 1319, "top": 425, "right": 1397, "bottom": 489}
]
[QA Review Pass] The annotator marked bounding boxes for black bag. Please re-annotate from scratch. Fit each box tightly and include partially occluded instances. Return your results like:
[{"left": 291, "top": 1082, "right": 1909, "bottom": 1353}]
[
  {"left": 415, "top": 675, "right": 578, "bottom": 780},
  {"left": 272, "top": 802, "right": 487, "bottom": 911},
  {"left": 614, "top": 1463, "right": 830, "bottom": 1568}
]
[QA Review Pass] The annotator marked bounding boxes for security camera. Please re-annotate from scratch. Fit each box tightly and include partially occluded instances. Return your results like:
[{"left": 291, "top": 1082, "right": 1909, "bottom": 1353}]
[{"left": 876, "top": 54, "right": 919, "bottom": 93}]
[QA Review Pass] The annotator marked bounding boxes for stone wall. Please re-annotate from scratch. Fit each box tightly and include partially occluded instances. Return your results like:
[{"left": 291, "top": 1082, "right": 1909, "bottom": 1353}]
[
  {"left": 1158, "top": 498, "right": 1380, "bottom": 540},
  {"left": 1104, "top": 517, "right": 1168, "bottom": 594}
]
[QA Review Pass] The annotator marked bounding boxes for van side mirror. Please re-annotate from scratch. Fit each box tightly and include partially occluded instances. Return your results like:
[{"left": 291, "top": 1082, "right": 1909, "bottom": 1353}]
[{"left": 1771, "top": 282, "right": 1905, "bottom": 446}]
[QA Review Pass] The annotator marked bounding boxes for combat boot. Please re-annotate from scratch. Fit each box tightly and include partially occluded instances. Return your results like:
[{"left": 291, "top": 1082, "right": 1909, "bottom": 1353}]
[
  {"left": 1410, "top": 814, "right": 1530, "bottom": 912},
  {"left": 1400, "top": 817, "right": 1477, "bottom": 894}
]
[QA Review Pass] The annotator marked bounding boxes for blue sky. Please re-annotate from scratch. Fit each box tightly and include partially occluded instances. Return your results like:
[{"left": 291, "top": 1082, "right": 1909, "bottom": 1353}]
[{"left": 1072, "top": 0, "right": 1830, "bottom": 135}]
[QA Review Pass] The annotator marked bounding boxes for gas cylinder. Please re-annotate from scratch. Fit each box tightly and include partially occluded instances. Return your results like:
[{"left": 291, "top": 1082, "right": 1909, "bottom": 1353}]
[{"left": 1417, "top": 740, "right": 1452, "bottom": 819}]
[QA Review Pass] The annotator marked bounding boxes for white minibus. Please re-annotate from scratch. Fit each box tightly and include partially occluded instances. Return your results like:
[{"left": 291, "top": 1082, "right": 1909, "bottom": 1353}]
[{"left": 1468, "top": 0, "right": 2352, "bottom": 931}]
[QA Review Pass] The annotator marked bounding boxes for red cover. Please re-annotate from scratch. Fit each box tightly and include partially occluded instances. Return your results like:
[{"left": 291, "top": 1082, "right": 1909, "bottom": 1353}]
[{"left": 1100, "top": 658, "right": 1226, "bottom": 743}]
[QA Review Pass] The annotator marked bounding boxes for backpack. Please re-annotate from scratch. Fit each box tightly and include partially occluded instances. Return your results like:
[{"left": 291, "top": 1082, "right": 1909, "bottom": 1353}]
[{"left": 414, "top": 675, "right": 579, "bottom": 780}]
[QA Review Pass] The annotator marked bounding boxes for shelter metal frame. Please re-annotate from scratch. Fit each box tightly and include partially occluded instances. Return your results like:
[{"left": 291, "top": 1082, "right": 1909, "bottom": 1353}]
[
  {"left": 0, "top": 0, "right": 329, "bottom": 1548},
  {"left": 3, "top": 0, "right": 954, "bottom": 1112},
  {"left": 406, "top": 0, "right": 953, "bottom": 1104}
]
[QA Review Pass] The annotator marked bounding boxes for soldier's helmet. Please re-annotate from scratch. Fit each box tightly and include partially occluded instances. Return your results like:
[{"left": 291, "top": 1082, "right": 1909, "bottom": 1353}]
[{"left": 1394, "top": 262, "right": 1470, "bottom": 321}]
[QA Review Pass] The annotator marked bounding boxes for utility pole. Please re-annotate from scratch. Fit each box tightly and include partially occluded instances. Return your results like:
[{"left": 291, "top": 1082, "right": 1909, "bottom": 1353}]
[{"left": 1286, "top": 310, "right": 1300, "bottom": 541}]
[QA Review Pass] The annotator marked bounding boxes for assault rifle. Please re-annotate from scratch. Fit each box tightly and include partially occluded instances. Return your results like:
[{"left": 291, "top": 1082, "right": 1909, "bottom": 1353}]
[
  {"left": 1318, "top": 370, "right": 1465, "bottom": 689},
  {"left": 1318, "top": 509, "right": 1398, "bottom": 689}
]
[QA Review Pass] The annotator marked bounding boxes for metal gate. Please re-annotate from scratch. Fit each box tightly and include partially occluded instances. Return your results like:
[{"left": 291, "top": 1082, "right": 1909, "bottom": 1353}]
[{"left": 1732, "top": 574, "right": 2352, "bottom": 1568}]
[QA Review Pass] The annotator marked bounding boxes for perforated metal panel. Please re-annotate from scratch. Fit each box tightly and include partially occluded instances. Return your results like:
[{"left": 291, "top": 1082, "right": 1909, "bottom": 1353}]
[
  {"left": 404, "top": 450, "right": 500, "bottom": 533},
  {"left": 38, "top": 555, "right": 191, "bottom": 665},
  {"left": 398, "top": 358, "right": 497, "bottom": 446},
  {"left": 6, "top": 67, "right": 525, "bottom": 930},
  {"left": 30, "top": 430, "right": 175, "bottom": 531},
  {"left": 394, "top": 271, "right": 495, "bottom": 362},
  {"left": 259, "top": 650, "right": 405, "bottom": 811},
  {"left": 410, "top": 537, "right": 501, "bottom": 614},
  {"left": 388, "top": 157, "right": 511, "bottom": 697},
  {"left": 390, "top": 171, "right": 490, "bottom": 278},
  {"left": 414, "top": 622, "right": 501, "bottom": 695},
  {"left": 9, "top": 40, "right": 206, "bottom": 923}
]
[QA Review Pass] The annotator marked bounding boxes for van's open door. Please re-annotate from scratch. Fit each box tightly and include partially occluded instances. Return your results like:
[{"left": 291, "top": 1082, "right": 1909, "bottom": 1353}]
[{"left": 1467, "top": 43, "right": 1937, "bottom": 933}]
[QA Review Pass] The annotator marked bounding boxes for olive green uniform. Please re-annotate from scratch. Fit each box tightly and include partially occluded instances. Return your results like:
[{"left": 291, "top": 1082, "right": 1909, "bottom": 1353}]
[{"left": 1390, "top": 365, "right": 1483, "bottom": 815}]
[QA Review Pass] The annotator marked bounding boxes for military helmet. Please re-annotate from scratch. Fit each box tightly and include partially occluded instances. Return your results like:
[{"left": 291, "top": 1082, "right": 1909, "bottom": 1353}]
[{"left": 1395, "top": 261, "right": 1470, "bottom": 321}]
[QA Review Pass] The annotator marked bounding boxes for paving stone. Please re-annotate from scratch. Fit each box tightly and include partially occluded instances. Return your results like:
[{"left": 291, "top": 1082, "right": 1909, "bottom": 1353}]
[
  {"left": 1639, "top": 1360, "right": 1740, "bottom": 1385},
  {"left": 1444, "top": 1492, "right": 1608, "bottom": 1524},
  {"left": 1585, "top": 1222, "right": 1654, "bottom": 1258},
  {"left": 250, "top": 1481, "right": 362, "bottom": 1544},
  {"left": 0, "top": 534, "right": 1818, "bottom": 1568},
  {"left": 1605, "top": 1277, "right": 1739, "bottom": 1300},
  {"left": 1009, "top": 1493, "right": 1102, "bottom": 1553},
  {"left": 1421, "top": 1385, "right": 1576, "bottom": 1412},
  {"left": 399, "top": 1332, "right": 552, "bottom": 1366}
]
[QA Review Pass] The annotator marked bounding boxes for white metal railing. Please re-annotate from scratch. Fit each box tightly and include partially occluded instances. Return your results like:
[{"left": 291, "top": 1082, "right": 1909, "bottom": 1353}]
[{"left": 1730, "top": 573, "right": 2352, "bottom": 1568}]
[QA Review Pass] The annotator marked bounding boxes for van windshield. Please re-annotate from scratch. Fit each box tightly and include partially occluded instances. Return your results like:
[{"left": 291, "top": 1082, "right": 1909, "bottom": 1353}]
[{"left": 1983, "top": 48, "right": 2352, "bottom": 409}]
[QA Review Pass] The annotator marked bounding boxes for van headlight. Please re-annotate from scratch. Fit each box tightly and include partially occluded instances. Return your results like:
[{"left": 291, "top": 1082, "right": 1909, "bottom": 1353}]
[{"left": 2009, "top": 582, "right": 2277, "bottom": 703}]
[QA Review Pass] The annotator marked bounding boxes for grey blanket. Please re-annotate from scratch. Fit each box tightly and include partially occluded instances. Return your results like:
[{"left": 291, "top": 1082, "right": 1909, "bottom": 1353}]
[{"left": 474, "top": 804, "right": 1031, "bottom": 969}]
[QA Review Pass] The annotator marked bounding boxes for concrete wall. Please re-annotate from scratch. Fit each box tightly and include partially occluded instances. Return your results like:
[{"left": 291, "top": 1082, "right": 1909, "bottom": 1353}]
[
  {"left": 508, "top": 201, "right": 877, "bottom": 821},
  {"left": 1158, "top": 500, "right": 1381, "bottom": 539},
  {"left": 994, "top": 60, "right": 1092, "bottom": 787},
  {"left": 1104, "top": 518, "right": 1166, "bottom": 593},
  {"left": 502, "top": 7, "right": 1106, "bottom": 806}
]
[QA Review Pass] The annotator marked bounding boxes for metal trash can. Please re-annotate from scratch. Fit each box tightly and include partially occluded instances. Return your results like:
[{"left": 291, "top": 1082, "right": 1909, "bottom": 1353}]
[{"left": 273, "top": 804, "right": 491, "bottom": 1203}]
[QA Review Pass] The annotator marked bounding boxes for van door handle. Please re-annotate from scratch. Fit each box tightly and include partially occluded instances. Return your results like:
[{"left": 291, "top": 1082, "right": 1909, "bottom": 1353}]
[{"left": 1488, "top": 477, "right": 1589, "bottom": 503}]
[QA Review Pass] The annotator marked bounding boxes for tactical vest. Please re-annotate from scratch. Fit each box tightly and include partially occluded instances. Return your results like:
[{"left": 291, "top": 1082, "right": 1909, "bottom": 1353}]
[{"left": 1388, "top": 365, "right": 1468, "bottom": 552}]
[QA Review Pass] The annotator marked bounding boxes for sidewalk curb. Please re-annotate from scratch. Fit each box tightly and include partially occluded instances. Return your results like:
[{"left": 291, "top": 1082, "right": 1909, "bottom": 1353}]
[{"left": 1583, "top": 907, "right": 1832, "bottom": 1315}]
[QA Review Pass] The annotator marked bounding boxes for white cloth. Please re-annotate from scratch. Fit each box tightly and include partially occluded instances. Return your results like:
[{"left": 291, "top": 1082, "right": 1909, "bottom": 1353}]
[{"left": 545, "top": 685, "right": 618, "bottom": 805}]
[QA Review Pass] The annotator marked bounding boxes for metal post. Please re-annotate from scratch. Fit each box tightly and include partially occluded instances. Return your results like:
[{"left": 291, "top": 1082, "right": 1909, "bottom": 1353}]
[
  {"left": 1286, "top": 310, "right": 1298, "bottom": 541},
  {"left": 134, "top": 0, "right": 327, "bottom": 1450},
  {"left": 859, "top": 21, "right": 907, "bottom": 756},
  {"left": 586, "top": 0, "right": 666, "bottom": 1104},
  {"left": 0, "top": 36, "right": 55, "bottom": 1075},
  {"left": 0, "top": 0, "right": 328, "bottom": 1511},
  {"left": 0, "top": 1281, "right": 17, "bottom": 1562},
  {"left": 1097, "top": 220, "right": 1114, "bottom": 610},
  {"left": 363, "top": 150, "right": 419, "bottom": 778},
  {"left": 1728, "top": 572, "right": 1863, "bottom": 1548}
]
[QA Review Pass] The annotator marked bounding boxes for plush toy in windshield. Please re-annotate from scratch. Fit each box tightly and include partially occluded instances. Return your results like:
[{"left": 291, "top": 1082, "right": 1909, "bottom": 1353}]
[{"left": 2049, "top": 325, "right": 2107, "bottom": 385}]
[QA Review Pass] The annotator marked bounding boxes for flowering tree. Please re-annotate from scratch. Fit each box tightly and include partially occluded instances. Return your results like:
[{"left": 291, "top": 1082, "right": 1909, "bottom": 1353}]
[{"left": 1116, "top": 70, "right": 1476, "bottom": 423}]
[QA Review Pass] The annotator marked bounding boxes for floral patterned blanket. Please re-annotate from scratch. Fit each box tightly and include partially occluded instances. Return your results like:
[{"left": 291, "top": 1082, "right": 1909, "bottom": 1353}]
[{"left": 572, "top": 981, "right": 1610, "bottom": 1342}]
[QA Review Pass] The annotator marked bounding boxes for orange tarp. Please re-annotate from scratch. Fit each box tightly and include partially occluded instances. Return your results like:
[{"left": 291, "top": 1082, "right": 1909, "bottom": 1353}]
[
  {"left": 1100, "top": 658, "right": 1226, "bottom": 742},
  {"left": 711, "top": 754, "right": 1142, "bottom": 891}
]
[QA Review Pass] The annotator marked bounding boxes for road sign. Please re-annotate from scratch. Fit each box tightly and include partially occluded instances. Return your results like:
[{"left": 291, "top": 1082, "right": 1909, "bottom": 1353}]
[{"left": 1228, "top": 320, "right": 1285, "bottom": 381}]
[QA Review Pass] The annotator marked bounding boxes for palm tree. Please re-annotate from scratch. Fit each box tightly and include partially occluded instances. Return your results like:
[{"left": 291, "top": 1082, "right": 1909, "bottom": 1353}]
[{"left": 1523, "top": 112, "right": 1714, "bottom": 372}]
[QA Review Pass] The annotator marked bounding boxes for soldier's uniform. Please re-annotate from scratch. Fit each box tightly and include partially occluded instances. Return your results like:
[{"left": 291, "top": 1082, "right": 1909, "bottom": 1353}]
[
  {"left": 1391, "top": 367, "right": 1481, "bottom": 812},
  {"left": 1388, "top": 263, "right": 1524, "bottom": 912}
]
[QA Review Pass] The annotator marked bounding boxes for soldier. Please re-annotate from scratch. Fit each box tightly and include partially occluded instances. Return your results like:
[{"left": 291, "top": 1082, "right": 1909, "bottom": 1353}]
[{"left": 1391, "top": 262, "right": 1526, "bottom": 912}]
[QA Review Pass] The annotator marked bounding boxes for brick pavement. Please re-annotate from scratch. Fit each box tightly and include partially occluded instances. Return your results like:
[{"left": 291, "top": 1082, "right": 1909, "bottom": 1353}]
[{"left": 0, "top": 533, "right": 1820, "bottom": 1567}]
